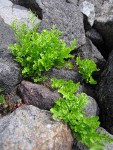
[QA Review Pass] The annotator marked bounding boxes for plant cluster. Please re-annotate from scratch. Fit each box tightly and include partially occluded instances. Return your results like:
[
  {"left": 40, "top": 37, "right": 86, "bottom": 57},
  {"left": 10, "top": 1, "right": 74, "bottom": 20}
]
[
  {"left": 50, "top": 78, "right": 113, "bottom": 150},
  {"left": 76, "top": 56, "right": 100, "bottom": 84},
  {"left": 8, "top": 13, "right": 76, "bottom": 82},
  {"left": 7, "top": 12, "right": 111, "bottom": 149}
]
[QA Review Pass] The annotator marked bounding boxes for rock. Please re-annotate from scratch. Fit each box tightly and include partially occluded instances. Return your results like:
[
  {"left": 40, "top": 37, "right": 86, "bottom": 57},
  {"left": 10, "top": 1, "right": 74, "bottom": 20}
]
[
  {"left": 0, "top": 17, "right": 22, "bottom": 94},
  {"left": 0, "top": 105, "right": 73, "bottom": 150},
  {"left": 79, "top": 1, "right": 95, "bottom": 26},
  {"left": 77, "top": 85, "right": 99, "bottom": 116},
  {"left": 0, "top": 0, "right": 40, "bottom": 25},
  {"left": 76, "top": 38, "right": 106, "bottom": 68},
  {"left": 11, "top": 0, "right": 86, "bottom": 48},
  {"left": 18, "top": 80, "right": 60, "bottom": 110},
  {"left": 84, "top": 96, "right": 99, "bottom": 117},
  {"left": 86, "top": 28, "right": 104, "bottom": 49},
  {"left": 94, "top": 1, "right": 113, "bottom": 55},
  {"left": 9, "top": 0, "right": 43, "bottom": 19},
  {"left": 44, "top": 68, "right": 82, "bottom": 83},
  {"left": 78, "top": 0, "right": 104, "bottom": 15},
  {"left": 97, "top": 50, "right": 113, "bottom": 134}
]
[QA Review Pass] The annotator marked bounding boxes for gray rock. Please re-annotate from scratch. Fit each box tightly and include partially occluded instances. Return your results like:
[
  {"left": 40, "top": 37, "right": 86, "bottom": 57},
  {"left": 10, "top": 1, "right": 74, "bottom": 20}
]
[
  {"left": 0, "top": 0, "right": 40, "bottom": 25},
  {"left": 78, "top": 0, "right": 104, "bottom": 15},
  {"left": 97, "top": 50, "right": 113, "bottom": 134},
  {"left": 0, "top": 17, "right": 22, "bottom": 93},
  {"left": 77, "top": 85, "right": 99, "bottom": 116},
  {"left": 18, "top": 80, "right": 60, "bottom": 110},
  {"left": 84, "top": 96, "right": 99, "bottom": 117},
  {"left": 0, "top": 105, "right": 73, "bottom": 150},
  {"left": 79, "top": 1, "right": 95, "bottom": 26},
  {"left": 76, "top": 38, "right": 106, "bottom": 68},
  {"left": 11, "top": 0, "right": 86, "bottom": 48},
  {"left": 94, "top": 1, "right": 113, "bottom": 54},
  {"left": 44, "top": 68, "right": 82, "bottom": 83}
]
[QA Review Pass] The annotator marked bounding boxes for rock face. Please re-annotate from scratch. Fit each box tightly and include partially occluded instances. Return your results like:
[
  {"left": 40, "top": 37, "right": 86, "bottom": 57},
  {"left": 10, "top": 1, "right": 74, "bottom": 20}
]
[
  {"left": 0, "top": 16, "right": 22, "bottom": 93},
  {"left": 0, "top": 105, "right": 73, "bottom": 150},
  {"left": 10, "top": 0, "right": 86, "bottom": 48},
  {"left": 98, "top": 50, "right": 113, "bottom": 134}
]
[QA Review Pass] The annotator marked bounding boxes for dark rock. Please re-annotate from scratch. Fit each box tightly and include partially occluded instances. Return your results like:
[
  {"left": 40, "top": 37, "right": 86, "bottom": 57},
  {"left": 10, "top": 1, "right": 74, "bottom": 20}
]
[
  {"left": 0, "top": 105, "right": 73, "bottom": 150},
  {"left": 0, "top": 16, "right": 22, "bottom": 94},
  {"left": 86, "top": 29, "right": 104, "bottom": 49},
  {"left": 97, "top": 50, "right": 113, "bottom": 134},
  {"left": 94, "top": 1, "right": 113, "bottom": 57},
  {"left": 10, "top": 0, "right": 86, "bottom": 48},
  {"left": 76, "top": 38, "right": 106, "bottom": 68},
  {"left": 18, "top": 80, "right": 60, "bottom": 110}
]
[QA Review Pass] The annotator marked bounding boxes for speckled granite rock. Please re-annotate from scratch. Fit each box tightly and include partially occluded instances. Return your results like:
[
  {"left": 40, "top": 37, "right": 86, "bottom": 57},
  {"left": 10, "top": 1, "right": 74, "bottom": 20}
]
[{"left": 0, "top": 105, "right": 73, "bottom": 150}]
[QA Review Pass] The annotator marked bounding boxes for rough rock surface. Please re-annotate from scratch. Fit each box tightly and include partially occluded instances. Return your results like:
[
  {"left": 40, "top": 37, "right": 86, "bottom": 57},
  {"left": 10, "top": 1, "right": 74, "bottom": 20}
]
[
  {"left": 0, "top": 16, "right": 22, "bottom": 93},
  {"left": 0, "top": 0, "right": 40, "bottom": 25},
  {"left": 10, "top": 0, "right": 86, "bottom": 48},
  {"left": 18, "top": 80, "right": 60, "bottom": 110},
  {"left": 98, "top": 50, "right": 113, "bottom": 134},
  {"left": 0, "top": 105, "right": 73, "bottom": 150}
]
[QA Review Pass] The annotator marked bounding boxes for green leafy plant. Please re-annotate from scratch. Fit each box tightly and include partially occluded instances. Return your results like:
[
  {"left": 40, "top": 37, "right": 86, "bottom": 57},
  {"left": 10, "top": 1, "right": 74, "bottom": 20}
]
[
  {"left": 50, "top": 78, "right": 113, "bottom": 149},
  {"left": 8, "top": 12, "right": 76, "bottom": 82},
  {"left": 76, "top": 56, "right": 100, "bottom": 84}
]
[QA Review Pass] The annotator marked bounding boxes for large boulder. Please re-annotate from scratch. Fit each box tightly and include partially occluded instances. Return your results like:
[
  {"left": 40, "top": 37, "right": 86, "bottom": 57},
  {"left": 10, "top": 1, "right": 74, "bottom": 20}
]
[
  {"left": 98, "top": 50, "right": 113, "bottom": 134},
  {"left": 10, "top": 0, "right": 86, "bottom": 48},
  {"left": 0, "top": 16, "right": 22, "bottom": 94},
  {"left": 0, "top": 105, "right": 73, "bottom": 150}
]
